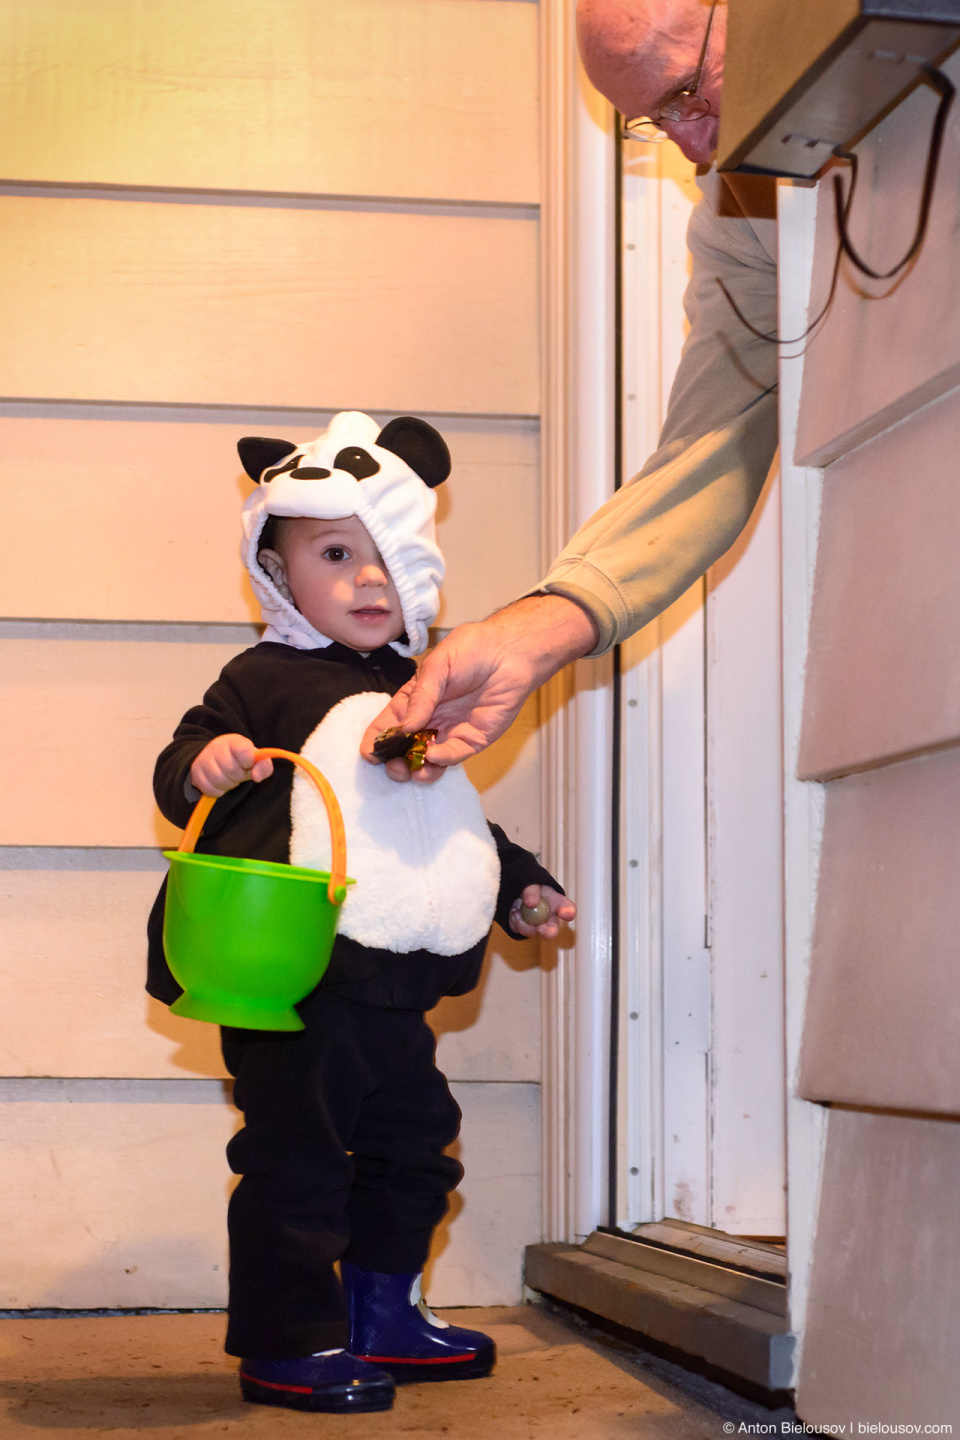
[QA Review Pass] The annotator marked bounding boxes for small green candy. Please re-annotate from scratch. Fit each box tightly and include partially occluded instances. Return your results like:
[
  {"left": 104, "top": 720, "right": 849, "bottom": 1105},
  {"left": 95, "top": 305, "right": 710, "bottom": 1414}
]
[{"left": 520, "top": 898, "right": 551, "bottom": 926}]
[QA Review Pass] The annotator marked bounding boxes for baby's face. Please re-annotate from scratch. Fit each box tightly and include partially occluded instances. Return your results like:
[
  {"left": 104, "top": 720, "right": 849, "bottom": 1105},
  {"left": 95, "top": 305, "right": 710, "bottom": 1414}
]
[{"left": 260, "top": 514, "right": 404, "bottom": 650}]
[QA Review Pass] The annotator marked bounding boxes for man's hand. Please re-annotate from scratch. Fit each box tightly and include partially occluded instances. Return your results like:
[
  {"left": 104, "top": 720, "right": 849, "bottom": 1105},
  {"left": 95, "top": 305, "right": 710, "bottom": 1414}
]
[
  {"left": 189, "top": 734, "right": 274, "bottom": 798},
  {"left": 361, "top": 594, "right": 599, "bottom": 782}
]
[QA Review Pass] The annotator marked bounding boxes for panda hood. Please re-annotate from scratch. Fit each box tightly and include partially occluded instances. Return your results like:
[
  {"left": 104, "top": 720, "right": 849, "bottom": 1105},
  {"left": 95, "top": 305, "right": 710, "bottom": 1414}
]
[{"left": 239, "top": 411, "right": 449, "bottom": 657}]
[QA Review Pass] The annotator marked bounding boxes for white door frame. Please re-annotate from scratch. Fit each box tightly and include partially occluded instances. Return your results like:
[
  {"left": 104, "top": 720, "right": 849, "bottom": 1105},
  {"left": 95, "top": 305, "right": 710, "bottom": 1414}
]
[
  {"left": 617, "top": 144, "right": 788, "bottom": 1237},
  {"left": 616, "top": 144, "right": 712, "bottom": 1230},
  {"left": 538, "top": 0, "right": 617, "bottom": 1244}
]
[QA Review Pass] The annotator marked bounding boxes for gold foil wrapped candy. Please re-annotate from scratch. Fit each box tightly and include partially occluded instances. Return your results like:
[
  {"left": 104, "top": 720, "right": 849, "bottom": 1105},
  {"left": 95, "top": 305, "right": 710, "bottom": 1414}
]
[{"left": 372, "top": 726, "right": 438, "bottom": 773}]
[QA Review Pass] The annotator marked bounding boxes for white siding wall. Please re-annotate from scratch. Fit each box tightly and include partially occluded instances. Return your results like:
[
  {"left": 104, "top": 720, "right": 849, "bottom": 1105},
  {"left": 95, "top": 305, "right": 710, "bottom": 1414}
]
[{"left": 0, "top": 0, "right": 543, "bottom": 1310}]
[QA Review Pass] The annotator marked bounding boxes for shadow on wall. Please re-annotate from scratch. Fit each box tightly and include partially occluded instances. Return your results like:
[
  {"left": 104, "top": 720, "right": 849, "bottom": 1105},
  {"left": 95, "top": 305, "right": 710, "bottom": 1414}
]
[
  {"left": 427, "top": 937, "right": 546, "bottom": 1043},
  {"left": 145, "top": 1000, "right": 230, "bottom": 1078}
]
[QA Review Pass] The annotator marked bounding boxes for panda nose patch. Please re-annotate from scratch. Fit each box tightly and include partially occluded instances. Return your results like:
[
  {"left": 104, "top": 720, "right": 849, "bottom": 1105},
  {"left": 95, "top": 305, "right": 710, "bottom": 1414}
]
[
  {"left": 262, "top": 457, "right": 301, "bottom": 483},
  {"left": 289, "top": 466, "right": 332, "bottom": 479},
  {"left": 333, "top": 447, "right": 380, "bottom": 480}
]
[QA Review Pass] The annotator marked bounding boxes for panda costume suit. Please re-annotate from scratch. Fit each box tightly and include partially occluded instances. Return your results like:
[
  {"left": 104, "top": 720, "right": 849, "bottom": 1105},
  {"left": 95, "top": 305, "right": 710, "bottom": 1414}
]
[{"left": 148, "top": 413, "right": 560, "bottom": 1361}]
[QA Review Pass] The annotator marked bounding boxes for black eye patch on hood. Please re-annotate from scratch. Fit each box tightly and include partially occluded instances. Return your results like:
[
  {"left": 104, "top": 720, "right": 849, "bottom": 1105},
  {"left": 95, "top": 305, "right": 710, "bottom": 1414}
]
[{"left": 333, "top": 446, "right": 380, "bottom": 480}]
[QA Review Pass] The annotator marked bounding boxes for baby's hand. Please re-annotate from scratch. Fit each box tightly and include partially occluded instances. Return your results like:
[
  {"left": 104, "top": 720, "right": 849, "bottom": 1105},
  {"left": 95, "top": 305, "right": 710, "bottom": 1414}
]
[
  {"left": 508, "top": 884, "right": 577, "bottom": 940},
  {"left": 189, "top": 735, "right": 274, "bottom": 798}
]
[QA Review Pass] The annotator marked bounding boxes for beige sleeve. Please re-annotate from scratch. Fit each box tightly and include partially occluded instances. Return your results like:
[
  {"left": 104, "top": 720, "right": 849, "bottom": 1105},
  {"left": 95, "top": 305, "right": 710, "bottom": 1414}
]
[{"left": 533, "top": 195, "right": 780, "bottom": 657}]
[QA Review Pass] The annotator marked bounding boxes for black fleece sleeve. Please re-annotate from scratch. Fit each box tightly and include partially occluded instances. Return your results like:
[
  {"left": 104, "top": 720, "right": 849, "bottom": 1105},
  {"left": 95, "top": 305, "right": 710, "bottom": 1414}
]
[
  {"left": 152, "top": 665, "right": 258, "bottom": 833},
  {"left": 488, "top": 823, "right": 564, "bottom": 937}
]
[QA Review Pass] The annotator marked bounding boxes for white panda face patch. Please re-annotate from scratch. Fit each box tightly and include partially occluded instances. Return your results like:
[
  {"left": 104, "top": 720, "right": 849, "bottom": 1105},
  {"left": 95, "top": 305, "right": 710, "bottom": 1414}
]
[
  {"left": 257, "top": 449, "right": 401, "bottom": 524},
  {"left": 260, "top": 446, "right": 381, "bottom": 486},
  {"left": 263, "top": 457, "right": 332, "bottom": 482}
]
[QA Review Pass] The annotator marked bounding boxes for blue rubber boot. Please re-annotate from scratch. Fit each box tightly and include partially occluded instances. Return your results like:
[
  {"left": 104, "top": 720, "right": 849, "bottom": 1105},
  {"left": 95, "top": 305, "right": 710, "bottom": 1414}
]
[
  {"left": 239, "top": 1348, "right": 396, "bottom": 1412},
  {"left": 341, "top": 1263, "right": 496, "bottom": 1383}
]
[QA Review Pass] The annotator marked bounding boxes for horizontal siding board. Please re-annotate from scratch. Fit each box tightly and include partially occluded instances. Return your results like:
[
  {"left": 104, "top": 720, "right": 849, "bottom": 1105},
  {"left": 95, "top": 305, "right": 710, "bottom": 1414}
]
[
  {"left": 798, "top": 752, "right": 960, "bottom": 1113},
  {"left": 0, "top": 418, "right": 539, "bottom": 625},
  {"left": 0, "top": 1093, "right": 237, "bottom": 1308},
  {"left": 798, "top": 1109, "right": 960, "bottom": 1424},
  {"left": 0, "top": 868, "right": 229, "bottom": 1081},
  {"left": 0, "top": 698, "right": 541, "bottom": 1080},
  {"left": 796, "top": 49, "right": 960, "bottom": 467},
  {"left": 0, "top": 0, "right": 538, "bottom": 205},
  {"left": 0, "top": 636, "right": 249, "bottom": 847},
  {"left": 798, "top": 385, "right": 960, "bottom": 780},
  {"left": 0, "top": 1080, "right": 538, "bottom": 1307},
  {"left": 0, "top": 197, "right": 539, "bottom": 415},
  {"left": 0, "top": 872, "right": 541, "bottom": 1084},
  {"left": 0, "top": 631, "right": 541, "bottom": 848},
  {"left": 437, "top": 432, "right": 541, "bottom": 627}
]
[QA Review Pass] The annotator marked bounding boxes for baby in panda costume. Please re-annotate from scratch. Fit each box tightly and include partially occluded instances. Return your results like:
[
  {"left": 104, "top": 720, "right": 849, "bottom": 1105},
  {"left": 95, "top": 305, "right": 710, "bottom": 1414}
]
[{"left": 148, "top": 412, "right": 575, "bottom": 1416}]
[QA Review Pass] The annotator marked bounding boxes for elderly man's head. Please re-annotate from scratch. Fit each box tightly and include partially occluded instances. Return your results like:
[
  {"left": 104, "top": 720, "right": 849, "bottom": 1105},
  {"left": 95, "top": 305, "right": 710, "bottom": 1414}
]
[{"left": 576, "top": 0, "right": 725, "bottom": 164}]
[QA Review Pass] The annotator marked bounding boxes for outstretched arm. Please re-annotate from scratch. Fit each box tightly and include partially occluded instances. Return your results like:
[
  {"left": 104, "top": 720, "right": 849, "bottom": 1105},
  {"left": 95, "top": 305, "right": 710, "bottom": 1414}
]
[
  {"left": 362, "top": 193, "right": 778, "bottom": 781},
  {"left": 360, "top": 594, "right": 598, "bottom": 782}
]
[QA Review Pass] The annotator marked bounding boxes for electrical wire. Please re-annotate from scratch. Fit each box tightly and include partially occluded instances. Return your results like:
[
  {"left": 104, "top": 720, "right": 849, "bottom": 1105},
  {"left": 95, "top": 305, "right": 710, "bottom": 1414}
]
[
  {"left": 716, "top": 160, "right": 856, "bottom": 348},
  {"left": 716, "top": 62, "right": 955, "bottom": 346},
  {"left": 833, "top": 63, "right": 955, "bottom": 280}
]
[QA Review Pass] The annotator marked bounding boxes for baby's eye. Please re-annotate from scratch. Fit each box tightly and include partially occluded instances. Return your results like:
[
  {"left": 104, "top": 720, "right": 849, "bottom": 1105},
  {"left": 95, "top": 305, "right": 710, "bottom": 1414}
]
[{"left": 322, "top": 545, "right": 349, "bottom": 562}]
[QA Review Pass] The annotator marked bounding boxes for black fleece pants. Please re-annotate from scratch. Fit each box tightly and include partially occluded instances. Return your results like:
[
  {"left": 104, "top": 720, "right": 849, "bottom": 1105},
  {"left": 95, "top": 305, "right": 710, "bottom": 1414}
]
[{"left": 220, "top": 987, "right": 463, "bottom": 1359}]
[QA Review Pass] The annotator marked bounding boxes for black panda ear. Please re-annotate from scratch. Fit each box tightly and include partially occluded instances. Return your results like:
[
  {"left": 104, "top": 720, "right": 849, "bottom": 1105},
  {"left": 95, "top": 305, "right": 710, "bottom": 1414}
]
[
  {"left": 238, "top": 436, "right": 298, "bottom": 481},
  {"left": 377, "top": 417, "right": 451, "bottom": 488}
]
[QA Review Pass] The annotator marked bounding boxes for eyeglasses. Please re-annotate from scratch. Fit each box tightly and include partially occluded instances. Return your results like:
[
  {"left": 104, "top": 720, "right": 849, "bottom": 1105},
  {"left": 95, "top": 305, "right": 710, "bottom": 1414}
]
[{"left": 621, "top": 0, "right": 719, "bottom": 143}]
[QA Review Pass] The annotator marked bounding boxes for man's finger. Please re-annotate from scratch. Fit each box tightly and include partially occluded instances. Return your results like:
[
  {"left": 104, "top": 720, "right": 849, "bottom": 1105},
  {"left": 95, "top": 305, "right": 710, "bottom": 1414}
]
[
  {"left": 405, "top": 756, "right": 449, "bottom": 784},
  {"left": 360, "top": 676, "right": 438, "bottom": 764},
  {"left": 415, "top": 733, "right": 481, "bottom": 768},
  {"left": 360, "top": 693, "right": 410, "bottom": 764},
  {"left": 390, "top": 664, "right": 446, "bottom": 735},
  {"left": 382, "top": 756, "right": 413, "bottom": 783}
]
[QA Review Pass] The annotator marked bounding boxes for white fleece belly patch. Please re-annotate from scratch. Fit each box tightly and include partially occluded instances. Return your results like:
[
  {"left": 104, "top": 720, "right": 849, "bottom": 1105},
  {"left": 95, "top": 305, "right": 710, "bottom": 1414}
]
[{"left": 289, "top": 691, "right": 500, "bottom": 955}]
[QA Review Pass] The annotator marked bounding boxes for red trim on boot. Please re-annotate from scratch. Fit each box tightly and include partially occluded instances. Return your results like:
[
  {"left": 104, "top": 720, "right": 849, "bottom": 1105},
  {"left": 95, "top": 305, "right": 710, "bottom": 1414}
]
[
  {"left": 361, "top": 1353, "right": 470, "bottom": 1365},
  {"left": 239, "top": 1371, "right": 313, "bottom": 1395}
]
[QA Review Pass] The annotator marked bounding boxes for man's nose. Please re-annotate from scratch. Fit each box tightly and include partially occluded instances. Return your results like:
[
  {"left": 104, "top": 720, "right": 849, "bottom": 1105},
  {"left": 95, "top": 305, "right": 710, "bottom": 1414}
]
[{"left": 662, "top": 112, "right": 720, "bottom": 164}]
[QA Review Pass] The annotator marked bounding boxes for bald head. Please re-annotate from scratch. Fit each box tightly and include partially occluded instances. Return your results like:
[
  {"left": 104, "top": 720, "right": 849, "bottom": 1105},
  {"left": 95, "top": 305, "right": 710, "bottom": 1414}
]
[
  {"left": 576, "top": 0, "right": 725, "bottom": 164},
  {"left": 577, "top": 0, "right": 681, "bottom": 92}
]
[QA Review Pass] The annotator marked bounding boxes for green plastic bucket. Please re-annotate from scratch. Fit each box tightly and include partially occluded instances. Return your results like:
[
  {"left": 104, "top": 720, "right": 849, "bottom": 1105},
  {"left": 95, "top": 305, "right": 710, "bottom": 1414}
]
[{"left": 162, "top": 748, "right": 352, "bottom": 1032}]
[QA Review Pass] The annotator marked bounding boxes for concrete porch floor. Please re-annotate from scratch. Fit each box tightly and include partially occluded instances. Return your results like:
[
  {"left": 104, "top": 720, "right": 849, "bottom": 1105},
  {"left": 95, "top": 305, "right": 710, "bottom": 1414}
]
[{"left": 0, "top": 1303, "right": 796, "bottom": 1438}]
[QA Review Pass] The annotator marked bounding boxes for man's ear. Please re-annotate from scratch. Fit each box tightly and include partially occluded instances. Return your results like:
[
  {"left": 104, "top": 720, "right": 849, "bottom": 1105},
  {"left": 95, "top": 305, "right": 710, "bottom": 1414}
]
[
  {"left": 238, "top": 436, "right": 298, "bottom": 481},
  {"left": 258, "top": 547, "right": 293, "bottom": 601},
  {"left": 377, "top": 417, "right": 451, "bottom": 488}
]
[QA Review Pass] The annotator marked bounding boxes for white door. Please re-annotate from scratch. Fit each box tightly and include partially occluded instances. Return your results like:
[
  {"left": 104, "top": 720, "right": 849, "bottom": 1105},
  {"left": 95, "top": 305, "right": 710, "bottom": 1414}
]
[{"left": 614, "top": 142, "right": 786, "bottom": 1236}]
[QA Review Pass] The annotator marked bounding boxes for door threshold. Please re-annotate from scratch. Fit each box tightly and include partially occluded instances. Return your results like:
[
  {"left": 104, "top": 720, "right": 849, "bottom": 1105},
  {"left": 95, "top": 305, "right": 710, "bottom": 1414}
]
[
  {"left": 524, "top": 1230, "right": 794, "bottom": 1398},
  {"left": 609, "top": 1218, "right": 787, "bottom": 1283}
]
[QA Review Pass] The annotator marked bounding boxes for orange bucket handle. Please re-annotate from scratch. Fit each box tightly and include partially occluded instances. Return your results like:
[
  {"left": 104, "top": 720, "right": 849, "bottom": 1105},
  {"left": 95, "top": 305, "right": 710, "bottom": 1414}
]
[{"left": 177, "top": 747, "right": 349, "bottom": 906}]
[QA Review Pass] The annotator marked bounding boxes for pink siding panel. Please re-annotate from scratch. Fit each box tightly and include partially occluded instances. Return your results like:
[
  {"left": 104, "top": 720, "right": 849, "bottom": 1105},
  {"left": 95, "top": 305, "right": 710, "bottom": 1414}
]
[
  {"left": 799, "top": 751, "right": 960, "bottom": 1113},
  {"left": 798, "top": 1109, "right": 960, "bottom": 1424},
  {"left": 798, "top": 384, "right": 960, "bottom": 782},
  {"left": 795, "top": 48, "right": 960, "bottom": 468}
]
